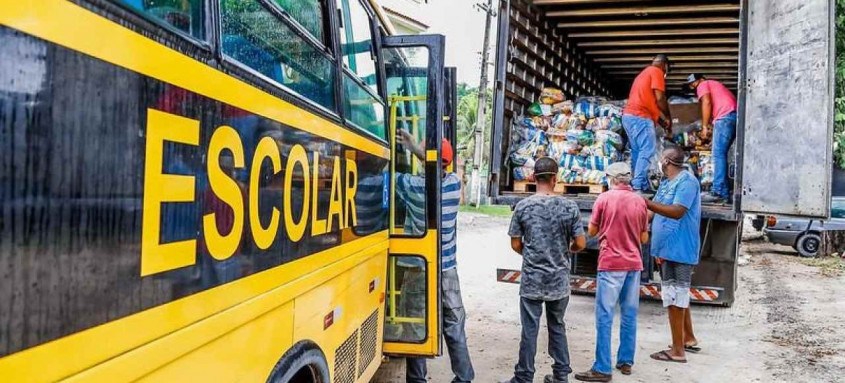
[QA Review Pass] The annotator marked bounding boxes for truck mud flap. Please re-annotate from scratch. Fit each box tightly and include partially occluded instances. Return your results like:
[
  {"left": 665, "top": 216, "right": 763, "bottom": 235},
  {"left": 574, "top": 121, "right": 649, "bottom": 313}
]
[{"left": 496, "top": 269, "right": 725, "bottom": 305}]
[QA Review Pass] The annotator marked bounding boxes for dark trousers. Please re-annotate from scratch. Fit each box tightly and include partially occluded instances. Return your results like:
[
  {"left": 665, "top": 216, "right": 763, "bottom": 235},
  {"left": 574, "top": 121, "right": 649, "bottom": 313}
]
[
  {"left": 513, "top": 296, "right": 572, "bottom": 383},
  {"left": 406, "top": 269, "right": 475, "bottom": 382}
]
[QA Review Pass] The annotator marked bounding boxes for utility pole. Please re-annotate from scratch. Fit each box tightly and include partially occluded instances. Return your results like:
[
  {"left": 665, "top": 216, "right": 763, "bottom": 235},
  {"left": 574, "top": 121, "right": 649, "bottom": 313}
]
[{"left": 471, "top": 0, "right": 495, "bottom": 207}]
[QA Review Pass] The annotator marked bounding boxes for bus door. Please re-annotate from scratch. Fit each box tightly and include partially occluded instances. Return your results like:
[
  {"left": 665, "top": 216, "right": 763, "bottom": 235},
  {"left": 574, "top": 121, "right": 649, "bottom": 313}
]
[{"left": 380, "top": 34, "right": 447, "bottom": 356}]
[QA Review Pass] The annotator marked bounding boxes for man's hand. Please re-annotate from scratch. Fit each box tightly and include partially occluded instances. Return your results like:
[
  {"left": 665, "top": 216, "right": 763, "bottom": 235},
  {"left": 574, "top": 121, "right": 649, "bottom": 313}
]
[
  {"left": 397, "top": 129, "right": 425, "bottom": 162},
  {"left": 698, "top": 124, "right": 712, "bottom": 140},
  {"left": 654, "top": 256, "right": 664, "bottom": 265}
]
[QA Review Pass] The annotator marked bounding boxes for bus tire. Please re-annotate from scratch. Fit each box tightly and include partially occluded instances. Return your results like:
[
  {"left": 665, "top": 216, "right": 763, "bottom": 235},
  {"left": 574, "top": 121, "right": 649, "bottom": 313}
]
[{"left": 267, "top": 342, "right": 330, "bottom": 383}]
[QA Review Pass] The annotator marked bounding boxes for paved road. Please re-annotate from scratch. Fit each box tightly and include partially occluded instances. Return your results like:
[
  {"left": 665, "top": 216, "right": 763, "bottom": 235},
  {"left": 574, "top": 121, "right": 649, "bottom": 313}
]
[{"left": 375, "top": 212, "right": 845, "bottom": 383}]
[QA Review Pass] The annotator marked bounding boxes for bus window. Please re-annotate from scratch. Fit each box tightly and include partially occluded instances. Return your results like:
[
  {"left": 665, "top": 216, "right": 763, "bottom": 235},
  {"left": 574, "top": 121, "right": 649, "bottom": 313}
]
[
  {"left": 220, "top": 0, "right": 336, "bottom": 111},
  {"left": 337, "top": 0, "right": 378, "bottom": 90},
  {"left": 343, "top": 74, "right": 386, "bottom": 138},
  {"left": 115, "top": 0, "right": 204, "bottom": 39},
  {"left": 271, "top": 0, "right": 325, "bottom": 43}
]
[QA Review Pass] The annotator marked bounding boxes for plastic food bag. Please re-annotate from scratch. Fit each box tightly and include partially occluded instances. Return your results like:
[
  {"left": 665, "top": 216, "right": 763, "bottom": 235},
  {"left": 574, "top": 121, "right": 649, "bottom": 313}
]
[
  {"left": 698, "top": 151, "right": 714, "bottom": 186},
  {"left": 595, "top": 130, "right": 624, "bottom": 150},
  {"left": 540, "top": 88, "right": 565, "bottom": 105},
  {"left": 552, "top": 101, "right": 574, "bottom": 115},
  {"left": 566, "top": 129, "right": 595, "bottom": 146},
  {"left": 574, "top": 100, "right": 599, "bottom": 119},
  {"left": 527, "top": 102, "right": 544, "bottom": 117},
  {"left": 596, "top": 104, "right": 623, "bottom": 118},
  {"left": 582, "top": 170, "right": 607, "bottom": 185},
  {"left": 559, "top": 154, "right": 586, "bottom": 171},
  {"left": 513, "top": 166, "right": 534, "bottom": 181},
  {"left": 583, "top": 156, "right": 610, "bottom": 172}
]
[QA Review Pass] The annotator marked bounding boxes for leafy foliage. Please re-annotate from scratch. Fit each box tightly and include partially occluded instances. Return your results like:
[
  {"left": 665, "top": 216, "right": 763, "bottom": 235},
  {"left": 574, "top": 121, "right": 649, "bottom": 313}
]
[
  {"left": 455, "top": 85, "right": 493, "bottom": 170},
  {"left": 835, "top": 0, "right": 845, "bottom": 167}
]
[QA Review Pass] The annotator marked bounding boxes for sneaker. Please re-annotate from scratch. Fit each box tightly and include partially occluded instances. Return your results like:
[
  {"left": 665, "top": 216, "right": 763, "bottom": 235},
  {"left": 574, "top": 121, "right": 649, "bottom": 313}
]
[
  {"left": 574, "top": 369, "right": 612, "bottom": 382},
  {"left": 544, "top": 374, "right": 570, "bottom": 383},
  {"left": 700, "top": 193, "right": 726, "bottom": 204},
  {"left": 615, "top": 364, "right": 632, "bottom": 376}
]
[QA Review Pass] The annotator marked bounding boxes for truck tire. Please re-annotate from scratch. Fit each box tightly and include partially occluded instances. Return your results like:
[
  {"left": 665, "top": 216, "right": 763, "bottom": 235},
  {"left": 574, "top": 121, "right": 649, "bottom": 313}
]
[
  {"left": 796, "top": 232, "right": 822, "bottom": 258},
  {"left": 267, "top": 343, "right": 330, "bottom": 383}
]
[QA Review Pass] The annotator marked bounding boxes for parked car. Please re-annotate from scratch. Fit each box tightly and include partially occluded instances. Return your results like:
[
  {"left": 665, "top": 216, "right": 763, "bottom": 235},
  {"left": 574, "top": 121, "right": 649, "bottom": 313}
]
[{"left": 764, "top": 197, "right": 845, "bottom": 257}]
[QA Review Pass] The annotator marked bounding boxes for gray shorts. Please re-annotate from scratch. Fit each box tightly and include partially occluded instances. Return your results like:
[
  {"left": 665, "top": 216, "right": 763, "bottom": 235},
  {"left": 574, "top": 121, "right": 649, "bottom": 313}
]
[{"left": 661, "top": 261, "right": 694, "bottom": 308}]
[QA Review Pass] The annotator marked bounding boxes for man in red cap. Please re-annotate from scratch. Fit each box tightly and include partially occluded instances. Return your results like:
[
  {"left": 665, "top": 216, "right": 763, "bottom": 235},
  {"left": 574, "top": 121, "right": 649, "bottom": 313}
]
[{"left": 396, "top": 130, "right": 474, "bottom": 383}]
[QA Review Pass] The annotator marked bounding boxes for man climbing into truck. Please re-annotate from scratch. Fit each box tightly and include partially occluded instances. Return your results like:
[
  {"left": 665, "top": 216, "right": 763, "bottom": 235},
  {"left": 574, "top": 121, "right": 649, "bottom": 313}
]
[
  {"left": 622, "top": 54, "right": 673, "bottom": 194},
  {"left": 685, "top": 73, "right": 738, "bottom": 204}
]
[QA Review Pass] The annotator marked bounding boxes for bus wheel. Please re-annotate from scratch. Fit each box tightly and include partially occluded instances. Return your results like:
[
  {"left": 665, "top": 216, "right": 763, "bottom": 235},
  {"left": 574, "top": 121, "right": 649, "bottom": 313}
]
[{"left": 267, "top": 343, "right": 330, "bottom": 383}]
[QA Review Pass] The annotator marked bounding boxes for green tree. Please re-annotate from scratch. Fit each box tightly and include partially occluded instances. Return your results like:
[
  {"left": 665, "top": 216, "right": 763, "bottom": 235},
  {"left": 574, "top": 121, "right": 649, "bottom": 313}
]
[
  {"left": 835, "top": 0, "right": 845, "bottom": 167},
  {"left": 456, "top": 85, "right": 493, "bottom": 171}
]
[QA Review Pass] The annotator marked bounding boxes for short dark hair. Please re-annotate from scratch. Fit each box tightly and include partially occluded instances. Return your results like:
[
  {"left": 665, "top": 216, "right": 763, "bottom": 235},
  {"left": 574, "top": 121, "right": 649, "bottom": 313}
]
[
  {"left": 662, "top": 146, "right": 685, "bottom": 167},
  {"left": 534, "top": 157, "right": 559, "bottom": 183}
]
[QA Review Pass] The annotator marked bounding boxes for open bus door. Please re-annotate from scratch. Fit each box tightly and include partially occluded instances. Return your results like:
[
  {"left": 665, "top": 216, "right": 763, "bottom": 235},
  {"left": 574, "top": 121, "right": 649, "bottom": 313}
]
[{"left": 380, "top": 34, "right": 447, "bottom": 357}]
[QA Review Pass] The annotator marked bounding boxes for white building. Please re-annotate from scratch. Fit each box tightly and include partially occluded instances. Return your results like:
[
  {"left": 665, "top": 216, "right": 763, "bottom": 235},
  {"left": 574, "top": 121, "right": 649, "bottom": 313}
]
[{"left": 376, "top": 0, "right": 431, "bottom": 35}]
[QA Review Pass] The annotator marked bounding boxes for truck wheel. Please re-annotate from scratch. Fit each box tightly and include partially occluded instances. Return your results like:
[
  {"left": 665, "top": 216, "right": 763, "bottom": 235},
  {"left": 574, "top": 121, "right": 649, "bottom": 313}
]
[{"left": 796, "top": 233, "right": 821, "bottom": 258}]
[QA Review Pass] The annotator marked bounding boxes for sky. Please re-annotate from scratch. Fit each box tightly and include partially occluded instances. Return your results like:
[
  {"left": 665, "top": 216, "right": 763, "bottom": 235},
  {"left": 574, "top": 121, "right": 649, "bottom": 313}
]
[{"left": 422, "top": 0, "right": 497, "bottom": 86}]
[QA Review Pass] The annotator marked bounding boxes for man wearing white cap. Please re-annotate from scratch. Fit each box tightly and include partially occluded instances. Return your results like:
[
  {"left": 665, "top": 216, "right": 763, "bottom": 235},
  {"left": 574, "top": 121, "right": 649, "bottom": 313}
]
[{"left": 575, "top": 162, "right": 649, "bottom": 382}]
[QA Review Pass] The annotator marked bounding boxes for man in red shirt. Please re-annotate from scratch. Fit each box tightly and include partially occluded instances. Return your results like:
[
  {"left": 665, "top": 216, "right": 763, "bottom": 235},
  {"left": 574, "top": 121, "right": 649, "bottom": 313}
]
[
  {"left": 575, "top": 162, "right": 649, "bottom": 382},
  {"left": 622, "top": 54, "right": 673, "bottom": 193}
]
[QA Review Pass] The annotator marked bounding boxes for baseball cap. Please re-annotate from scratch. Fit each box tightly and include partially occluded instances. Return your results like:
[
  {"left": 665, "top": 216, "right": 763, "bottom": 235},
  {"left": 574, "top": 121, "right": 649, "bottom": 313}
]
[
  {"left": 605, "top": 162, "right": 632, "bottom": 178},
  {"left": 686, "top": 73, "right": 705, "bottom": 84},
  {"left": 441, "top": 138, "right": 453, "bottom": 167}
]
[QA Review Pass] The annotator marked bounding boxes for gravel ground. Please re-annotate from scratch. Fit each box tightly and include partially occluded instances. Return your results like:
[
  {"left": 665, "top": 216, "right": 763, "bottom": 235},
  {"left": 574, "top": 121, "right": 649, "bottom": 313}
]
[{"left": 374, "top": 213, "right": 845, "bottom": 383}]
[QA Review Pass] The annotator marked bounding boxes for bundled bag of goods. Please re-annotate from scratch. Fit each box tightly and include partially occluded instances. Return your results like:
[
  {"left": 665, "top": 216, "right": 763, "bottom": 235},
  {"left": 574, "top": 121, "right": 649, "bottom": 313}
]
[{"left": 506, "top": 87, "right": 628, "bottom": 188}]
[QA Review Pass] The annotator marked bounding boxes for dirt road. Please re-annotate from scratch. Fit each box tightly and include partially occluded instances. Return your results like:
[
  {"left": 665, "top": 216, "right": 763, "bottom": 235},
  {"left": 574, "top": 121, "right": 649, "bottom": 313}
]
[{"left": 374, "top": 212, "right": 845, "bottom": 383}]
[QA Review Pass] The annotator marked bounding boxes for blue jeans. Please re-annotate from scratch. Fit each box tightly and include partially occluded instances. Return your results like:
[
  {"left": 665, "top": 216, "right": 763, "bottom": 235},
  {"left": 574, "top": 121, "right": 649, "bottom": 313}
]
[
  {"left": 407, "top": 269, "right": 474, "bottom": 382},
  {"left": 512, "top": 297, "right": 571, "bottom": 383},
  {"left": 592, "top": 271, "right": 641, "bottom": 375},
  {"left": 622, "top": 115, "right": 657, "bottom": 191},
  {"left": 711, "top": 112, "right": 737, "bottom": 199}
]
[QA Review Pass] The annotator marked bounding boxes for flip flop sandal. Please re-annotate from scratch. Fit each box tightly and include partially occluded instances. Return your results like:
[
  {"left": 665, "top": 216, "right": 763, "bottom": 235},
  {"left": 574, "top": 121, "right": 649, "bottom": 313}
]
[
  {"left": 650, "top": 350, "right": 687, "bottom": 364},
  {"left": 667, "top": 344, "right": 702, "bottom": 353}
]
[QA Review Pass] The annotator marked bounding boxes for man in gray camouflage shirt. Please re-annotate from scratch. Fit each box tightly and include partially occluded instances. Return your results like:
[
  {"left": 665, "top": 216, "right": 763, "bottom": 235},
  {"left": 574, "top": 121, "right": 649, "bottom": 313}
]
[{"left": 504, "top": 157, "right": 587, "bottom": 383}]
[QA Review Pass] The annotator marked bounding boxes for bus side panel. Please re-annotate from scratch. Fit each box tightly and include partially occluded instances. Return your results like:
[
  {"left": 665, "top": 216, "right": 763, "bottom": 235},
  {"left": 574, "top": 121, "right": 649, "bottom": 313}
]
[
  {"left": 136, "top": 302, "right": 295, "bottom": 383},
  {"left": 292, "top": 249, "right": 387, "bottom": 383},
  {"left": 136, "top": 248, "right": 386, "bottom": 382}
]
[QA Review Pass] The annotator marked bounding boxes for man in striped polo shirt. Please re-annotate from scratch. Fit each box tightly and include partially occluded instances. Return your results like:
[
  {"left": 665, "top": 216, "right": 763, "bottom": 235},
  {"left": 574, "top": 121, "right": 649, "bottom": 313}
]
[{"left": 397, "top": 129, "right": 474, "bottom": 383}]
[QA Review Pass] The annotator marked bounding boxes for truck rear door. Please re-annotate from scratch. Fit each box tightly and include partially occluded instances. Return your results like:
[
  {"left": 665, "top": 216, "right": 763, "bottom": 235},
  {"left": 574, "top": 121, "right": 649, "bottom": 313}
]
[{"left": 740, "top": 0, "right": 835, "bottom": 218}]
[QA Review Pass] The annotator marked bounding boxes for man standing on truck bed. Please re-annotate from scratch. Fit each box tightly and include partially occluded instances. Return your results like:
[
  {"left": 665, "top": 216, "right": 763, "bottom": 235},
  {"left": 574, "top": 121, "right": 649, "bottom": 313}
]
[
  {"left": 645, "top": 147, "right": 702, "bottom": 364},
  {"left": 686, "top": 73, "right": 738, "bottom": 204},
  {"left": 622, "top": 54, "right": 673, "bottom": 194}
]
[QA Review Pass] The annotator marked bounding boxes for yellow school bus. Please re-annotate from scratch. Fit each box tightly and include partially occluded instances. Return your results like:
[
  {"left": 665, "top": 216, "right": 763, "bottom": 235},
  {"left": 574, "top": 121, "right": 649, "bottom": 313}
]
[{"left": 0, "top": 0, "right": 456, "bottom": 381}]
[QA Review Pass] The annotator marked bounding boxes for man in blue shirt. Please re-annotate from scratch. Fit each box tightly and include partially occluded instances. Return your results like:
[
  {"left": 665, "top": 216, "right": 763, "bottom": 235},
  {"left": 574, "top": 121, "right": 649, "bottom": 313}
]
[{"left": 644, "top": 147, "right": 701, "bottom": 364}]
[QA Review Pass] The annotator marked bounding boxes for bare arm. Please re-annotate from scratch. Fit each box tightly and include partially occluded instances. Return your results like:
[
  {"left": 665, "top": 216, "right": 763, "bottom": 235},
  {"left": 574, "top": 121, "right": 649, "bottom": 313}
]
[
  {"left": 640, "top": 231, "right": 650, "bottom": 244},
  {"left": 511, "top": 237, "right": 524, "bottom": 255},
  {"left": 397, "top": 129, "right": 425, "bottom": 162},
  {"left": 645, "top": 198, "right": 688, "bottom": 220},
  {"left": 654, "top": 89, "right": 671, "bottom": 121},
  {"left": 570, "top": 235, "right": 587, "bottom": 253},
  {"left": 700, "top": 93, "right": 713, "bottom": 138},
  {"left": 587, "top": 223, "right": 599, "bottom": 237}
]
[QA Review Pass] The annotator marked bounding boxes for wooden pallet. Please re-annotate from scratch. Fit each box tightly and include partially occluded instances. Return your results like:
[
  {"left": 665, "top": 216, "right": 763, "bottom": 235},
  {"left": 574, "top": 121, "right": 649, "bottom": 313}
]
[{"left": 513, "top": 181, "right": 606, "bottom": 195}]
